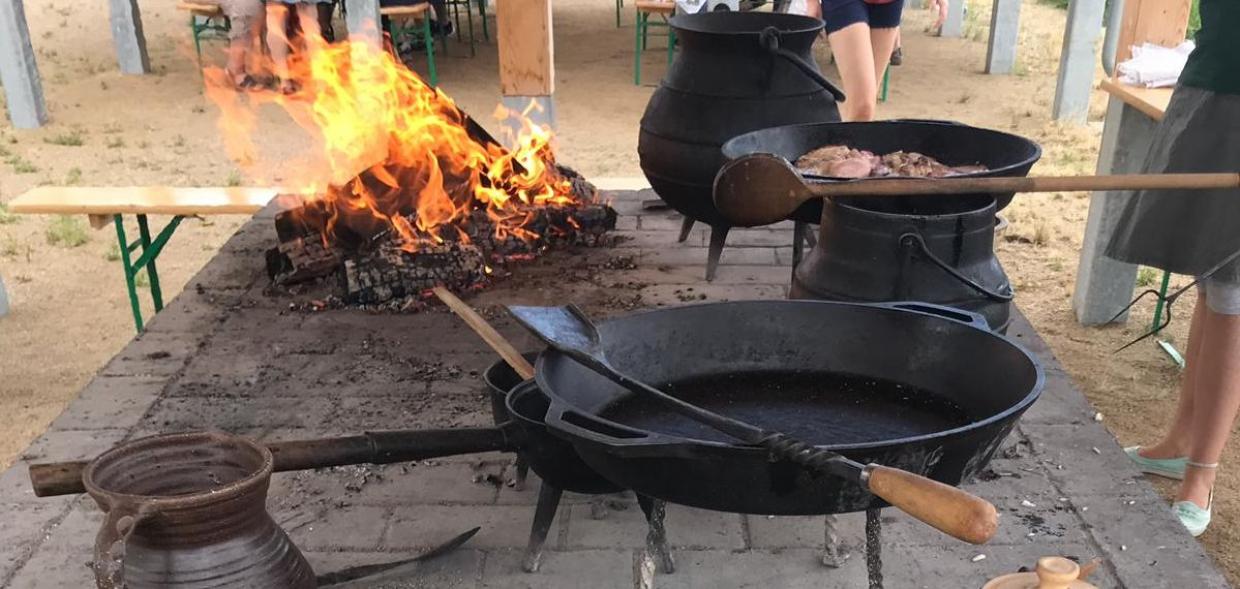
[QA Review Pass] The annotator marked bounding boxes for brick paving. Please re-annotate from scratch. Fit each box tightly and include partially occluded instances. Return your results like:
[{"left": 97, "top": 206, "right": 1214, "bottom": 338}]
[{"left": 0, "top": 188, "right": 1231, "bottom": 588}]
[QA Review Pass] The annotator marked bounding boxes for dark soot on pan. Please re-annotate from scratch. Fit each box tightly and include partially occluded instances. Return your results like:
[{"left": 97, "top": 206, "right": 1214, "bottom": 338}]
[{"left": 600, "top": 371, "right": 973, "bottom": 445}]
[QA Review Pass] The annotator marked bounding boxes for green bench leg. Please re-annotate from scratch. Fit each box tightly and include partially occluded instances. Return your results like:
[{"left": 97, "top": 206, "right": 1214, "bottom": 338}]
[
  {"left": 616, "top": 0, "right": 623, "bottom": 27},
  {"left": 136, "top": 215, "right": 165, "bottom": 311},
  {"left": 879, "top": 66, "right": 890, "bottom": 102},
  {"left": 114, "top": 215, "right": 145, "bottom": 332},
  {"left": 477, "top": 0, "right": 489, "bottom": 41},
  {"left": 667, "top": 26, "right": 676, "bottom": 67},
  {"left": 634, "top": 12, "right": 645, "bottom": 85},
  {"left": 424, "top": 16, "right": 438, "bottom": 86},
  {"left": 191, "top": 16, "right": 203, "bottom": 67},
  {"left": 111, "top": 214, "right": 185, "bottom": 333}
]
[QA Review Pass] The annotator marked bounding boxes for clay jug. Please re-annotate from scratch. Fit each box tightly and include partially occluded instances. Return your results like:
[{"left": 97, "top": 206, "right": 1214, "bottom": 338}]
[{"left": 83, "top": 431, "right": 316, "bottom": 589}]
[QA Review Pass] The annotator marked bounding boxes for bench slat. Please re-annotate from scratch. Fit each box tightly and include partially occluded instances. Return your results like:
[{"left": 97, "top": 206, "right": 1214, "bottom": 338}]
[{"left": 9, "top": 187, "right": 282, "bottom": 216}]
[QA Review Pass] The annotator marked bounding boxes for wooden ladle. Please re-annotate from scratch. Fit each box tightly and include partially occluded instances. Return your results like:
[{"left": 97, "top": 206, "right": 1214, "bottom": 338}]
[{"left": 712, "top": 153, "right": 1240, "bottom": 228}]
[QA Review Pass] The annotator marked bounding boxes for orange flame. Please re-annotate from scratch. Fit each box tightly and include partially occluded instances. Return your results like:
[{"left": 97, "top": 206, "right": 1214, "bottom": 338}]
[{"left": 205, "top": 39, "right": 580, "bottom": 249}]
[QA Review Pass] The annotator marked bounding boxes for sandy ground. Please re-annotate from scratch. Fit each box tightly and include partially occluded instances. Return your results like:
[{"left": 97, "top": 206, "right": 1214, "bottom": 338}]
[{"left": 1, "top": 0, "right": 1234, "bottom": 582}]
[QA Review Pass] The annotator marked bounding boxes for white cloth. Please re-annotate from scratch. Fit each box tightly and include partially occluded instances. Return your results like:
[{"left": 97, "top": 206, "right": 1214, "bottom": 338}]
[{"left": 1117, "top": 41, "right": 1196, "bottom": 88}]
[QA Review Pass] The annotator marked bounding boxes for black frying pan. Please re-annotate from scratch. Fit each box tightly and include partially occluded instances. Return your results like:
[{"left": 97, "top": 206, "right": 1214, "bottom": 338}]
[{"left": 533, "top": 300, "right": 1043, "bottom": 515}]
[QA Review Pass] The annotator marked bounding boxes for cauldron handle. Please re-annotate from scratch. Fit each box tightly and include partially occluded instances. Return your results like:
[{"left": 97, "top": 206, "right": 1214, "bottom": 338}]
[
  {"left": 899, "top": 232, "right": 1014, "bottom": 302},
  {"left": 759, "top": 27, "right": 847, "bottom": 102},
  {"left": 92, "top": 499, "right": 154, "bottom": 589}
]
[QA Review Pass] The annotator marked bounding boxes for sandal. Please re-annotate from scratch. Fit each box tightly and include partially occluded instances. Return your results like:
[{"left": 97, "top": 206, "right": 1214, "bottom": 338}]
[
  {"left": 278, "top": 78, "right": 302, "bottom": 96},
  {"left": 238, "top": 75, "right": 261, "bottom": 92},
  {"left": 1124, "top": 446, "right": 1188, "bottom": 480}
]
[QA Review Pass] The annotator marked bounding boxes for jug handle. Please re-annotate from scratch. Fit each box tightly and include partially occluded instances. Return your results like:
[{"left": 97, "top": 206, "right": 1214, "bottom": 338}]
[
  {"left": 759, "top": 27, "right": 847, "bottom": 102},
  {"left": 92, "top": 500, "right": 154, "bottom": 589}
]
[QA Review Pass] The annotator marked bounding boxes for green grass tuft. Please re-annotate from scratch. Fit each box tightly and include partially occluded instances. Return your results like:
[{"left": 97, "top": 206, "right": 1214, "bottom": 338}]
[
  {"left": 44, "top": 130, "right": 85, "bottom": 146},
  {"left": 1136, "top": 266, "right": 1161, "bottom": 288},
  {"left": 0, "top": 204, "right": 20, "bottom": 225},
  {"left": 65, "top": 167, "right": 82, "bottom": 185},
  {"left": 45, "top": 215, "right": 90, "bottom": 248}
]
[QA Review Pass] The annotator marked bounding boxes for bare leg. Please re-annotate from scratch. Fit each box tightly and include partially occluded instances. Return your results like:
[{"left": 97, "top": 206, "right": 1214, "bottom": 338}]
[
  {"left": 826, "top": 23, "right": 878, "bottom": 121},
  {"left": 266, "top": 3, "right": 293, "bottom": 80},
  {"left": 1141, "top": 294, "right": 1209, "bottom": 460},
  {"left": 868, "top": 26, "right": 899, "bottom": 86},
  {"left": 1179, "top": 304, "right": 1240, "bottom": 508}
]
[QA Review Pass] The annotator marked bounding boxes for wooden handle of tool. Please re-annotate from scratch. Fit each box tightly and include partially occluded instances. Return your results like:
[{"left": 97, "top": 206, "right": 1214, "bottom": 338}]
[
  {"left": 432, "top": 286, "right": 535, "bottom": 380},
  {"left": 809, "top": 173, "right": 1240, "bottom": 198},
  {"left": 865, "top": 464, "right": 998, "bottom": 545},
  {"left": 28, "top": 461, "right": 90, "bottom": 497}
]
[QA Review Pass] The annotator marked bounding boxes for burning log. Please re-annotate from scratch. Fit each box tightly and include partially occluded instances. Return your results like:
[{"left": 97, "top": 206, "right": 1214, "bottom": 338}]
[
  {"left": 343, "top": 242, "right": 489, "bottom": 304},
  {"left": 265, "top": 162, "right": 616, "bottom": 306}
]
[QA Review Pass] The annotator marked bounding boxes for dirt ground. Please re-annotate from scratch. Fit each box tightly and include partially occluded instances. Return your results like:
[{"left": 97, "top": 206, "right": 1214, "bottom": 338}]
[{"left": 1, "top": 0, "right": 1234, "bottom": 582}]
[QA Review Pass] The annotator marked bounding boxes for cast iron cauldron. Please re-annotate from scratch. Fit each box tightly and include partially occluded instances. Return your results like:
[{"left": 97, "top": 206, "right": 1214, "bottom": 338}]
[
  {"left": 533, "top": 300, "right": 1042, "bottom": 515},
  {"left": 638, "top": 12, "right": 842, "bottom": 271},
  {"left": 721, "top": 120, "right": 1043, "bottom": 332}
]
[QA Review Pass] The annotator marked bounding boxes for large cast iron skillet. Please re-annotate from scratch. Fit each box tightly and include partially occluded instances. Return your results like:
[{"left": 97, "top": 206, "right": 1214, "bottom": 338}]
[
  {"left": 720, "top": 119, "right": 1042, "bottom": 219},
  {"left": 534, "top": 300, "right": 1042, "bottom": 515}
]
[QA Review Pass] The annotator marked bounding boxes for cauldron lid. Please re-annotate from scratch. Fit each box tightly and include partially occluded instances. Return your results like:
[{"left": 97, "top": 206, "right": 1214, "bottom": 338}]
[{"left": 669, "top": 12, "right": 822, "bottom": 36}]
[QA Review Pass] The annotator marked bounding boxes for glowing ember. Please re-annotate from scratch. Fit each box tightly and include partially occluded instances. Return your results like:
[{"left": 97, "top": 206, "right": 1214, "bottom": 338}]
[{"left": 205, "top": 40, "right": 585, "bottom": 251}]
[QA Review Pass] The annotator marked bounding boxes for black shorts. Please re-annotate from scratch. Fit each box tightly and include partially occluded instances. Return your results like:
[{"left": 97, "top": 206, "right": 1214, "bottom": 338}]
[{"left": 821, "top": 0, "right": 905, "bottom": 33}]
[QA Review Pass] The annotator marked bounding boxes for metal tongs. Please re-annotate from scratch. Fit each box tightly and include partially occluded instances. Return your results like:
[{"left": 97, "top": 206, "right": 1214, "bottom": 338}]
[{"left": 1109, "top": 247, "right": 1240, "bottom": 352}]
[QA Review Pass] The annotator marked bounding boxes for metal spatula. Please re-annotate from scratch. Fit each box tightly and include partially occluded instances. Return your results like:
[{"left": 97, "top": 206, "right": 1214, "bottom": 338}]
[{"left": 507, "top": 303, "right": 999, "bottom": 545}]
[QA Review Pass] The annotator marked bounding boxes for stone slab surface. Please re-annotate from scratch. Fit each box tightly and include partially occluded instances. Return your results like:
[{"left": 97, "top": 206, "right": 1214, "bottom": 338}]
[{"left": 0, "top": 190, "right": 1230, "bottom": 588}]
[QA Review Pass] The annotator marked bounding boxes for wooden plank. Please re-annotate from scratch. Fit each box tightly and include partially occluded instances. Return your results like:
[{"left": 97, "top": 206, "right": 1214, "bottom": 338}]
[
  {"left": 1116, "top": 0, "right": 1191, "bottom": 64},
  {"left": 497, "top": 0, "right": 554, "bottom": 96},
  {"left": 1099, "top": 78, "right": 1172, "bottom": 121},
  {"left": 8, "top": 187, "right": 280, "bottom": 216}
]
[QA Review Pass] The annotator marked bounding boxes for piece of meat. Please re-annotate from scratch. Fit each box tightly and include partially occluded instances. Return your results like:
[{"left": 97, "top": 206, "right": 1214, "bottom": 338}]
[
  {"left": 794, "top": 145, "right": 878, "bottom": 178},
  {"left": 795, "top": 144, "right": 988, "bottom": 179}
]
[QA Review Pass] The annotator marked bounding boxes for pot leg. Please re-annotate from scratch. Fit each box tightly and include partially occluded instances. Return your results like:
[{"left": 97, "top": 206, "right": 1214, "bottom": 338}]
[
  {"left": 511, "top": 456, "right": 529, "bottom": 491},
  {"left": 522, "top": 483, "right": 563, "bottom": 573},
  {"left": 792, "top": 221, "right": 806, "bottom": 275},
  {"left": 637, "top": 494, "right": 675, "bottom": 574},
  {"left": 821, "top": 514, "right": 847, "bottom": 568},
  {"left": 865, "top": 508, "right": 883, "bottom": 589},
  {"left": 677, "top": 216, "right": 695, "bottom": 243},
  {"left": 705, "top": 225, "right": 730, "bottom": 282}
]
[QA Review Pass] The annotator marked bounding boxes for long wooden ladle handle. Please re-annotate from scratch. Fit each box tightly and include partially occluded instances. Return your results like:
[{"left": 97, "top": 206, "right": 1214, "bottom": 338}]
[
  {"left": 432, "top": 287, "right": 535, "bottom": 379},
  {"left": 865, "top": 464, "right": 998, "bottom": 545},
  {"left": 712, "top": 153, "right": 1240, "bottom": 228},
  {"left": 807, "top": 172, "right": 1240, "bottom": 198}
]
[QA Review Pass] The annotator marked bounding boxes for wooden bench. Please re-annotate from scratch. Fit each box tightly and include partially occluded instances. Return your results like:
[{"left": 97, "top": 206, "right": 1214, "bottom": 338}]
[
  {"left": 380, "top": 3, "right": 441, "bottom": 86},
  {"left": 177, "top": 1, "right": 232, "bottom": 66},
  {"left": 633, "top": 1, "right": 676, "bottom": 85},
  {"left": 8, "top": 187, "right": 281, "bottom": 332}
]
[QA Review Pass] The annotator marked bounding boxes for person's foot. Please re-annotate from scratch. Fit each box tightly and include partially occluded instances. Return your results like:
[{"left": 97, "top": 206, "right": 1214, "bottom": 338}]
[
  {"left": 890, "top": 46, "right": 903, "bottom": 66},
  {"left": 1173, "top": 463, "right": 1218, "bottom": 536},
  {"left": 1124, "top": 446, "right": 1187, "bottom": 480},
  {"left": 278, "top": 78, "right": 302, "bottom": 96}
]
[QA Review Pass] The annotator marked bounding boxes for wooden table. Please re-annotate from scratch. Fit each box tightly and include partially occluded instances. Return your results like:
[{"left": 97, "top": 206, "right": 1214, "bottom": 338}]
[{"left": 1099, "top": 79, "right": 1172, "bottom": 122}]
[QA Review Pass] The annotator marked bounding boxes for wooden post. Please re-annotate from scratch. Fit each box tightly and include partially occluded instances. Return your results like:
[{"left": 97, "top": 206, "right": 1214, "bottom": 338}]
[
  {"left": 0, "top": 0, "right": 48, "bottom": 128},
  {"left": 345, "top": 0, "right": 383, "bottom": 45},
  {"left": 1071, "top": 0, "right": 1191, "bottom": 325},
  {"left": 1052, "top": 0, "right": 1106, "bottom": 123},
  {"left": 497, "top": 0, "right": 556, "bottom": 136},
  {"left": 940, "top": 0, "right": 965, "bottom": 38},
  {"left": 1072, "top": 97, "right": 1155, "bottom": 325},
  {"left": 1115, "top": 0, "right": 1192, "bottom": 64},
  {"left": 984, "top": 0, "right": 1022, "bottom": 74},
  {"left": 109, "top": 0, "right": 150, "bottom": 74}
]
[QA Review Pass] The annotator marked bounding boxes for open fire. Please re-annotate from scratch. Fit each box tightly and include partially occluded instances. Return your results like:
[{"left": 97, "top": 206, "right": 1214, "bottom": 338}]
[{"left": 204, "top": 39, "right": 614, "bottom": 305}]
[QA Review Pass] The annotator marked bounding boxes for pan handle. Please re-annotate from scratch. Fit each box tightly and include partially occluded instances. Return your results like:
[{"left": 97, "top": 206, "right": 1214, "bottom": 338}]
[
  {"left": 542, "top": 400, "right": 705, "bottom": 458},
  {"left": 875, "top": 301, "right": 991, "bottom": 331}
]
